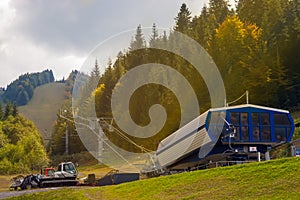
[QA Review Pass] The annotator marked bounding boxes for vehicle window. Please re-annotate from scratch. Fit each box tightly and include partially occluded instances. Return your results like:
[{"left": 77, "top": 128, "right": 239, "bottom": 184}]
[
  {"left": 64, "top": 163, "right": 76, "bottom": 173},
  {"left": 48, "top": 170, "right": 54, "bottom": 176},
  {"left": 68, "top": 163, "right": 75, "bottom": 170}
]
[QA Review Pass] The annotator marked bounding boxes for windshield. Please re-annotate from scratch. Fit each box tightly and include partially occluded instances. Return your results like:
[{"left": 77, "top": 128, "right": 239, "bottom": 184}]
[{"left": 62, "top": 163, "right": 77, "bottom": 174}]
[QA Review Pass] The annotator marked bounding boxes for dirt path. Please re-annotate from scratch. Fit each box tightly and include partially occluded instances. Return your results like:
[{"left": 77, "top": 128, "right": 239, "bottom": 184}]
[{"left": 0, "top": 187, "right": 62, "bottom": 199}]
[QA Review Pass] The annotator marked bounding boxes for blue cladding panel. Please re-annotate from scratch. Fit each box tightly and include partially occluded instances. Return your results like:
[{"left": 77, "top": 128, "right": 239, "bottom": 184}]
[{"left": 210, "top": 106, "right": 295, "bottom": 143}]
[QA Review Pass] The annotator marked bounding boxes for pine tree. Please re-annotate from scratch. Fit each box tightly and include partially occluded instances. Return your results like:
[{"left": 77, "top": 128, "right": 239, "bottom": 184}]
[
  {"left": 162, "top": 31, "right": 168, "bottom": 43},
  {"left": 237, "top": 0, "right": 287, "bottom": 40},
  {"left": 114, "top": 52, "right": 126, "bottom": 81},
  {"left": 12, "top": 103, "right": 18, "bottom": 117},
  {"left": 88, "top": 59, "right": 101, "bottom": 89},
  {"left": 191, "top": 5, "right": 217, "bottom": 49},
  {"left": 130, "top": 24, "right": 146, "bottom": 50},
  {"left": 4, "top": 102, "right": 12, "bottom": 119},
  {"left": 0, "top": 103, "right": 3, "bottom": 121},
  {"left": 91, "top": 59, "right": 101, "bottom": 79},
  {"left": 149, "top": 23, "right": 159, "bottom": 47},
  {"left": 208, "top": 0, "right": 230, "bottom": 24},
  {"left": 274, "top": 0, "right": 300, "bottom": 107},
  {"left": 174, "top": 3, "right": 192, "bottom": 34}
]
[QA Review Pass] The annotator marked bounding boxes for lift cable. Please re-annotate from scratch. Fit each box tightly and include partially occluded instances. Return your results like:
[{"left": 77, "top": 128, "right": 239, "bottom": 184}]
[
  {"left": 74, "top": 115, "right": 153, "bottom": 153},
  {"left": 226, "top": 90, "right": 249, "bottom": 106},
  {"left": 59, "top": 114, "right": 139, "bottom": 171}
]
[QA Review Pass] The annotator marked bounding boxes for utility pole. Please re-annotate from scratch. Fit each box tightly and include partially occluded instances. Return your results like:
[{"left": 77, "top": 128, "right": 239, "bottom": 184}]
[
  {"left": 98, "top": 128, "right": 104, "bottom": 163},
  {"left": 65, "top": 121, "right": 69, "bottom": 155},
  {"left": 64, "top": 110, "right": 69, "bottom": 155}
]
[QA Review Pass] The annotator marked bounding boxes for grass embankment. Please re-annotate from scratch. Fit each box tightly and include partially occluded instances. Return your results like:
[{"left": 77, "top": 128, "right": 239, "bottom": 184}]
[{"left": 7, "top": 157, "right": 300, "bottom": 200}]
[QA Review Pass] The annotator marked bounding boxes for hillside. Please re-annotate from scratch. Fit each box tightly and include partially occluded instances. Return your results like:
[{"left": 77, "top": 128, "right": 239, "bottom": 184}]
[
  {"left": 18, "top": 82, "right": 65, "bottom": 142},
  {"left": 1, "top": 70, "right": 55, "bottom": 106},
  {"left": 8, "top": 158, "right": 300, "bottom": 199}
]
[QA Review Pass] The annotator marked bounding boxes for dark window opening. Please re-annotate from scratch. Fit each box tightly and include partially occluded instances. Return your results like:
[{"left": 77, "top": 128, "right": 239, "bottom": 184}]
[
  {"left": 226, "top": 111, "right": 291, "bottom": 143},
  {"left": 275, "top": 127, "right": 287, "bottom": 142},
  {"left": 261, "top": 113, "right": 270, "bottom": 126},
  {"left": 252, "top": 126, "right": 260, "bottom": 141},
  {"left": 230, "top": 112, "right": 240, "bottom": 126},
  {"left": 274, "top": 114, "right": 290, "bottom": 126},
  {"left": 262, "top": 126, "right": 270, "bottom": 141},
  {"left": 241, "top": 126, "right": 249, "bottom": 141},
  {"left": 241, "top": 113, "right": 248, "bottom": 125},
  {"left": 252, "top": 113, "right": 259, "bottom": 126}
]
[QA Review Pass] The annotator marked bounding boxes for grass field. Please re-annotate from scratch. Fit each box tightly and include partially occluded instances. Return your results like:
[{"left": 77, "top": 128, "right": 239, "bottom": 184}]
[
  {"left": 76, "top": 163, "right": 112, "bottom": 180},
  {"left": 18, "top": 82, "right": 65, "bottom": 143},
  {"left": 4, "top": 157, "right": 300, "bottom": 200}
]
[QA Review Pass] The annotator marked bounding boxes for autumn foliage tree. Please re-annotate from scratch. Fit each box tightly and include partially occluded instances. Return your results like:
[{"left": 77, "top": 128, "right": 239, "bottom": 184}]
[
  {"left": 0, "top": 104, "right": 49, "bottom": 174},
  {"left": 51, "top": 0, "right": 300, "bottom": 155}
]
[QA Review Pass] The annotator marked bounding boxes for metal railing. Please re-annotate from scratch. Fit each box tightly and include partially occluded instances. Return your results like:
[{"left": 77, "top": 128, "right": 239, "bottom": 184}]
[{"left": 193, "top": 160, "right": 253, "bottom": 170}]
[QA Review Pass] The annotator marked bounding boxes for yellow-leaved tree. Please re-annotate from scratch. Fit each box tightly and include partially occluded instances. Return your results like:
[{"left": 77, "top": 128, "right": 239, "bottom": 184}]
[{"left": 209, "top": 15, "right": 287, "bottom": 106}]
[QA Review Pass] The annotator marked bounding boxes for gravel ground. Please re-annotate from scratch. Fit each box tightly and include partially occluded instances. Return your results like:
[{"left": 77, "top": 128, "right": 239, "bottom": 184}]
[{"left": 0, "top": 187, "right": 63, "bottom": 199}]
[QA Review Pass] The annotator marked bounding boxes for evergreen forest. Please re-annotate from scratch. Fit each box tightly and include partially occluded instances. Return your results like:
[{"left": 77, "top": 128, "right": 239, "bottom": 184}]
[
  {"left": 0, "top": 69, "right": 55, "bottom": 106},
  {"left": 50, "top": 0, "right": 300, "bottom": 155}
]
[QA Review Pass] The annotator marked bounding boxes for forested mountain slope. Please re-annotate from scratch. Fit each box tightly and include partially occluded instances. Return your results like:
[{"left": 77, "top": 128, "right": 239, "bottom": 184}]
[{"left": 1, "top": 70, "right": 55, "bottom": 106}]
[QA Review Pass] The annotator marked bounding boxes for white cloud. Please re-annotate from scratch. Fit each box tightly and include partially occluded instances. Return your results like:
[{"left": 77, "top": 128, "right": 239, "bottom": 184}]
[
  {"left": 0, "top": 34, "right": 85, "bottom": 83},
  {"left": 0, "top": 0, "right": 210, "bottom": 88},
  {"left": 0, "top": 0, "right": 15, "bottom": 29}
]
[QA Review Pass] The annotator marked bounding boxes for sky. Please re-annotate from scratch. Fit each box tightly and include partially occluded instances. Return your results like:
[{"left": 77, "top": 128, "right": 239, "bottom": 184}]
[{"left": 0, "top": 0, "right": 214, "bottom": 88}]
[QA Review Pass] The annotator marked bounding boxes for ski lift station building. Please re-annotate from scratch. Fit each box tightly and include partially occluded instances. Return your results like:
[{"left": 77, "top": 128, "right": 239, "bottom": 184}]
[{"left": 156, "top": 104, "right": 294, "bottom": 170}]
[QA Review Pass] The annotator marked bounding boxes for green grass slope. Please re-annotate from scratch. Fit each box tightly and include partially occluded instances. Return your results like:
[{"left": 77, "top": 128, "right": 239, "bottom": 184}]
[
  {"left": 18, "top": 82, "right": 65, "bottom": 142},
  {"left": 8, "top": 158, "right": 300, "bottom": 200}
]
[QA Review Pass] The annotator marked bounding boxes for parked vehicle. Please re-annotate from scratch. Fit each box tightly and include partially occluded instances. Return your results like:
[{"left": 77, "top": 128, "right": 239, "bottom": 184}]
[{"left": 10, "top": 162, "right": 78, "bottom": 190}]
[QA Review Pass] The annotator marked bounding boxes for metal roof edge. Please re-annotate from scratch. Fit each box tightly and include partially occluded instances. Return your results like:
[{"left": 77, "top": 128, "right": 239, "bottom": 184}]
[{"left": 209, "top": 104, "right": 289, "bottom": 113}]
